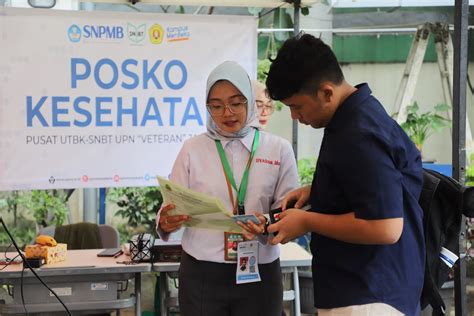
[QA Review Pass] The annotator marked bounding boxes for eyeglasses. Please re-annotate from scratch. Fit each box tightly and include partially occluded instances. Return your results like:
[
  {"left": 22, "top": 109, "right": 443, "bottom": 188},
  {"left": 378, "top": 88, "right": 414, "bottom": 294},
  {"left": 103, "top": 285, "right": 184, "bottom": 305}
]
[
  {"left": 206, "top": 98, "right": 247, "bottom": 117},
  {"left": 256, "top": 101, "right": 275, "bottom": 115}
]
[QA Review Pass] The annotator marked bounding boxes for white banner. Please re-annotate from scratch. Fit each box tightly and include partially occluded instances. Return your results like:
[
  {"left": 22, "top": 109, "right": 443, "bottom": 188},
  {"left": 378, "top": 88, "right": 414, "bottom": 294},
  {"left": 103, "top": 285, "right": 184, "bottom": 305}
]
[{"left": 0, "top": 8, "right": 257, "bottom": 190}]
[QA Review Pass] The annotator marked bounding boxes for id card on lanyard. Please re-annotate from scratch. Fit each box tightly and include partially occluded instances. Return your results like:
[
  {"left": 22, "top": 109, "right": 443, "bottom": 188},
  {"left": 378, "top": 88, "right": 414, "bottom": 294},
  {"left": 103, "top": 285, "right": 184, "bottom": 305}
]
[
  {"left": 217, "top": 129, "right": 260, "bottom": 262},
  {"left": 236, "top": 240, "right": 261, "bottom": 284}
]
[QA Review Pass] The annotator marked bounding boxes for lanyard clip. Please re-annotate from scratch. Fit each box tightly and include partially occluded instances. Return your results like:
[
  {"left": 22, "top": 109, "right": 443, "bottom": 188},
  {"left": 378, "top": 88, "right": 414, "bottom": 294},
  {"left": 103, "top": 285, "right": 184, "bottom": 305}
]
[{"left": 238, "top": 204, "right": 245, "bottom": 215}]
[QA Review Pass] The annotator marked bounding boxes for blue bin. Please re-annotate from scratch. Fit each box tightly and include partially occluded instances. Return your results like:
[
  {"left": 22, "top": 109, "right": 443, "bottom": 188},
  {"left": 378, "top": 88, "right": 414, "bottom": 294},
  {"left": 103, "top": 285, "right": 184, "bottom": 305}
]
[{"left": 422, "top": 163, "right": 452, "bottom": 177}]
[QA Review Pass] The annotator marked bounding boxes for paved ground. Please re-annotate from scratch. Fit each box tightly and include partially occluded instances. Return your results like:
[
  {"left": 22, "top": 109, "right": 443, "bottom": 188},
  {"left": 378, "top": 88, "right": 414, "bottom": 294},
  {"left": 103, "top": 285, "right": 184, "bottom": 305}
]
[
  {"left": 3, "top": 271, "right": 474, "bottom": 315},
  {"left": 117, "top": 276, "right": 474, "bottom": 316}
]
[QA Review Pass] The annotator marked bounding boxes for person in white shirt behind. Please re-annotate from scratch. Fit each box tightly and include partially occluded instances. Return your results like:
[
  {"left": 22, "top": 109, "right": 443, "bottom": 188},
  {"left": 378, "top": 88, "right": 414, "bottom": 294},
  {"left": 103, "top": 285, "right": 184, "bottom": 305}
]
[
  {"left": 156, "top": 61, "right": 298, "bottom": 316},
  {"left": 252, "top": 80, "right": 276, "bottom": 129}
]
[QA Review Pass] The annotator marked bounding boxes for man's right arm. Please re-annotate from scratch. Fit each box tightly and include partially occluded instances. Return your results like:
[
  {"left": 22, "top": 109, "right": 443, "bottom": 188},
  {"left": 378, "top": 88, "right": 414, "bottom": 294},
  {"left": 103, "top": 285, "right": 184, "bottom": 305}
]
[{"left": 268, "top": 209, "right": 403, "bottom": 246}]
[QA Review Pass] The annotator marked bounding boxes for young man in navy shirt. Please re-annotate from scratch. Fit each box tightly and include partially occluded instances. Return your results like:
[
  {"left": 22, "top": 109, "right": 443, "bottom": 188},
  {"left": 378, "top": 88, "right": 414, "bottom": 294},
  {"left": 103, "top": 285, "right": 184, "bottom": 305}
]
[{"left": 266, "top": 34, "right": 425, "bottom": 316}]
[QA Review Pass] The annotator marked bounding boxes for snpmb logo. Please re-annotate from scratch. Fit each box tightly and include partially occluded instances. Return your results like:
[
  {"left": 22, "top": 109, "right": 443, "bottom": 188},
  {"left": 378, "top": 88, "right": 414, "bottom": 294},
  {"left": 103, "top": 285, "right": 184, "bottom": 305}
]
[
  {"left": 83, "top": 25, "right": 124, "bottom": 40},
  {"left": 68, "top": 24, "right": 82, "bottom": 43}
]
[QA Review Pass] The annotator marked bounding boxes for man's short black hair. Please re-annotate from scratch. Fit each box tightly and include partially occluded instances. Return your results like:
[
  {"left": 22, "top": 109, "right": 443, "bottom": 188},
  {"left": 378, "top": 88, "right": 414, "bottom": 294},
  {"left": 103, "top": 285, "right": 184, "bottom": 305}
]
[{"left": 266, "top": 34, "right": 344, "bottom": 101}]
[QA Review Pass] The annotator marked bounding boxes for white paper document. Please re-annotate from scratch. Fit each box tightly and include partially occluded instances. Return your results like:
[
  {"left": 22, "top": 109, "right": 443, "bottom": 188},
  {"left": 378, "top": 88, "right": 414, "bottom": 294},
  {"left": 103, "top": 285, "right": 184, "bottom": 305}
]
[{"left": 157, "top": 176, "right": 243, "bottom": 233}]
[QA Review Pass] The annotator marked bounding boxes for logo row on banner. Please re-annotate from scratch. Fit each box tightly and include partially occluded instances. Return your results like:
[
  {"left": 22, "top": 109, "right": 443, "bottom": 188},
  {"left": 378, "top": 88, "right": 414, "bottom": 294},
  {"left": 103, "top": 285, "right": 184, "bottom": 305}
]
[{"left": 67, "top": 23, "right": 190, "bottom": 44}]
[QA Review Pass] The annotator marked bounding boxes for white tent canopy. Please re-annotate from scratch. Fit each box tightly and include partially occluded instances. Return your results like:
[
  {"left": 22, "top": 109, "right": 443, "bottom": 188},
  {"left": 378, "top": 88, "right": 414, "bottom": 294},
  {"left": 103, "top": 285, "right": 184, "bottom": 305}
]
[
  {"left": 330, "top": 0, "right": 474, "bottom": 7},
  {"left": 83, "top": 0, "right": 317, "bottom": 8}
]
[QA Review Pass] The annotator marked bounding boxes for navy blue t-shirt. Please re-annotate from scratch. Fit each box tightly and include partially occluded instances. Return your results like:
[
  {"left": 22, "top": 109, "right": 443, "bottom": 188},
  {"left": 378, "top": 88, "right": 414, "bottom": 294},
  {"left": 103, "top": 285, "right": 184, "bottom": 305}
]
[{"left": 309, "top": 83, "right": 425, "bottom": 316}]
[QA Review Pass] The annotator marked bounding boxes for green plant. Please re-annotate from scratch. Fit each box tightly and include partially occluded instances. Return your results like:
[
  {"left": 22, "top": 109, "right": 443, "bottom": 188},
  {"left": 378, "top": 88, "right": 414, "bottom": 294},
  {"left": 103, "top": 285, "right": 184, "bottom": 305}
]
[
  {"left": 107, "top": 187, "right": 163, "bottom": 234},
  {"left": 0, "top": 225, "right": 36, "bottom": 250},
  {"left": 116, "top": 222, "right": 132, "bottom": 245},
  {"left": 297, "top": 158, "right": 317, "bottom": 186},
  {"left": 21, "top": 190, "right": 68, "bottom": 228},
  {"left": 466, "top": 153, "right": 474, "bottom": 186},
  {"left": 257, "top": 59, "right": 272, "bottom": 83},
  {"left": 2, "top": 191, "right": 20, "bottom": 226},
  {"left": 0, "top": 191, "right": 38, "bottom": 248},
  {"left": 257, "top": 59, "right": 283, "bottom": 111},
  {"left": 399, "top": 102, "right": 451, "bottom": 151}
]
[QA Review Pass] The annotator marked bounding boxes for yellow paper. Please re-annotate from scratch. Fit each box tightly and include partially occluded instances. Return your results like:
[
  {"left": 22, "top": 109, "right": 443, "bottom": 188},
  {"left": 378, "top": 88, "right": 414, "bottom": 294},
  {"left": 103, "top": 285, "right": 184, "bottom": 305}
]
[{"left": 157, "top": 176, "right": 243, "bottom": 233}]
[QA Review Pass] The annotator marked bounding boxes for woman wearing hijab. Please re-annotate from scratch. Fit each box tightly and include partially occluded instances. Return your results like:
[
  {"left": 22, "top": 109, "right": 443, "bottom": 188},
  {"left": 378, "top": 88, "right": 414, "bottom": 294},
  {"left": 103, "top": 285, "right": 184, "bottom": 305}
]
[
  {"left": 252, "top": 80, "right": 276, "bottom": 129},
  {"left": 156, "top": 61, "right": 298, "bottom": 316}
]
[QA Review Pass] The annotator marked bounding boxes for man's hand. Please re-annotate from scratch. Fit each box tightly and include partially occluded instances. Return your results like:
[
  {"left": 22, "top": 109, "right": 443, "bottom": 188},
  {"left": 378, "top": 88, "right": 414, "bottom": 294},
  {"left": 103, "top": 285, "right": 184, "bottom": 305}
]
[
  {"left": 267, "top": 208, "right": 309, "bottom": 244},
  {"left": 158, "top": 203, "right": 190, "bottom": 233},
  {"left": 282, "top": 185, "right": 311, "bottom": 210}
]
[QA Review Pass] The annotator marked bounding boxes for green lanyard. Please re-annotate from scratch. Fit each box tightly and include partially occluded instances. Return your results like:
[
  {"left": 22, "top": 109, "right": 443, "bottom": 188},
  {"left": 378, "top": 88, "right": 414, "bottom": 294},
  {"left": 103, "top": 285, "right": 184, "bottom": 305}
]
[{"left": 215, "top": 129, "right": 260, "bottom": 215}]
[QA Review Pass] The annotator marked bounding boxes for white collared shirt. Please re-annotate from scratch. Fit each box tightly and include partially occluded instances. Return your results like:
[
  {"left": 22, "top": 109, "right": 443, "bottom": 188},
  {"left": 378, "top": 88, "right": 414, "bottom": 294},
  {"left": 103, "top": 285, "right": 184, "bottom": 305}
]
[{"left": 157, "top": 129, "right": 298, "bottom": 264}]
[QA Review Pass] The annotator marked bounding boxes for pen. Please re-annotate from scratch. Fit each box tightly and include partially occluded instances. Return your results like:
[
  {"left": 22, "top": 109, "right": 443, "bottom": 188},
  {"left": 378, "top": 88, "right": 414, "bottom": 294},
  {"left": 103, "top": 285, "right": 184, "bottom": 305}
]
[
  {"left": 113, "top": 250, "right": 123, "bottom": 258},
  {"left": 116, "top": 260, "right": 137, "bottom": 265}
]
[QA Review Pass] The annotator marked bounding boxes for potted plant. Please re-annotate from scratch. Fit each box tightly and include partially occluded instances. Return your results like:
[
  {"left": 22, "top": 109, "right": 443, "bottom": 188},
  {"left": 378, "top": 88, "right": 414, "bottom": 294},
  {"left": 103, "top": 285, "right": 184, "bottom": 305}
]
[{"left": 399, "top": 102, "right": 451, "bottom": 154}]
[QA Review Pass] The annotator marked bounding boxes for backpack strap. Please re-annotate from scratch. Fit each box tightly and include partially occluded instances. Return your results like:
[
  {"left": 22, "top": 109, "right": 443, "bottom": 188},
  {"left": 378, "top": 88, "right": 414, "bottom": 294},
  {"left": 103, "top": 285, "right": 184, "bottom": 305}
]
[
  {"left": 462, "top": 187, "right": 474, "bottom": 217},
  {"left": 420, "top": 170, "right": 447, "bottom": 315},
  {"left": 420, "top": 170, "right": 440, "bottom": 214},
  {"left": 424, "top": 264, "right": 447, "bottom": 315}
]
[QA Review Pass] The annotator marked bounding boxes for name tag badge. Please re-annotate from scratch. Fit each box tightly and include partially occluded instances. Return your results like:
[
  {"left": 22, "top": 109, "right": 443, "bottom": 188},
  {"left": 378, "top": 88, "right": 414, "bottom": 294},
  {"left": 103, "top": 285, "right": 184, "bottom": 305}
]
[
  {"left": 224, "top": 232, "right": 244, "bottom": 261},
  {"left": 236, "top": 240, "right": 261, "bottom": 284}
]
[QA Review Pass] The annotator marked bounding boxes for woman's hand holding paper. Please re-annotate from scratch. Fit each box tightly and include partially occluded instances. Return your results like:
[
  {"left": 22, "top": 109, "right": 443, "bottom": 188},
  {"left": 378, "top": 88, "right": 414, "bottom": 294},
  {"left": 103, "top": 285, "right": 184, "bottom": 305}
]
[{"left": 159, "top": 203, "right": 190, "bottom": 233}]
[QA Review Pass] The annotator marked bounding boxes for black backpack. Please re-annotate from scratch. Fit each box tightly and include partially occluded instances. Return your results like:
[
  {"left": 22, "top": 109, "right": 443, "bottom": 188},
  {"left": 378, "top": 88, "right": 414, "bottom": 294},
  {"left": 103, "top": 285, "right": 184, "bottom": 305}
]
[{"left": 418, "top": 168, "right": 474, "bottom": 315}]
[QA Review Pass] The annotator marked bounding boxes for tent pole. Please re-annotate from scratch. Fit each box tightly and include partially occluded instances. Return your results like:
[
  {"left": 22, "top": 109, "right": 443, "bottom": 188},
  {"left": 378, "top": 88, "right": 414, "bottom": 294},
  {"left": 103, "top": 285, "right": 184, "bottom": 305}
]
[
  {"left": 292, "top": 0, "right": 301, "bottom": 160},
  {"left": 453, "top": 0, "right": 469, "bottom": 314}
]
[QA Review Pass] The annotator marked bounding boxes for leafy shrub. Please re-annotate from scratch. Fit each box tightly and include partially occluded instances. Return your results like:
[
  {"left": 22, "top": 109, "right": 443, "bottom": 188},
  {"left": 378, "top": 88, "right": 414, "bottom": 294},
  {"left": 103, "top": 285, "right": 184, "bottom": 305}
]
[
  {"left": 297, "top": 158, "right": 317, "bottom": 186},
  {"left": 107, "top": 187, "right": 163, "bottom": 234},
  {"left": 22, "top": 190, "right": 69, "bottom": 227}
]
